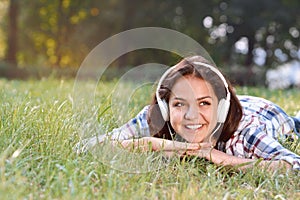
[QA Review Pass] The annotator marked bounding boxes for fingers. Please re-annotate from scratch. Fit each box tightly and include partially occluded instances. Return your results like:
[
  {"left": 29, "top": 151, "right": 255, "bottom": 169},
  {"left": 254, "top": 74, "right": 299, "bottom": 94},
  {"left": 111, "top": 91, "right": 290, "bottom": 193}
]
[
  {"left": 197, "top": 142, "right": 214, "bottom": 149},
  {"left": 159, "top": 140, "right": 214, "bottom": 152},
  {"left": 159, "top": 141, "right": 214, "bottom": 159},
  {"left": 185, "top": 146, "right": 215, "bottom": 159},
  {"left": 158, "top": 140, "right": 199, "bottom": 151},
  {"left": 163, "top": 147, "right": 213, "bottom": 159}
]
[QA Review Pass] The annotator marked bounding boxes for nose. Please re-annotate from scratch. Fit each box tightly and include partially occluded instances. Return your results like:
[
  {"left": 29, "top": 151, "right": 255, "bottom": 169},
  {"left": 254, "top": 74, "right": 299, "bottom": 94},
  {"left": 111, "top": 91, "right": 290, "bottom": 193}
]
[{"left": 184, "top": 106, "right": 199, "bottom": 120}]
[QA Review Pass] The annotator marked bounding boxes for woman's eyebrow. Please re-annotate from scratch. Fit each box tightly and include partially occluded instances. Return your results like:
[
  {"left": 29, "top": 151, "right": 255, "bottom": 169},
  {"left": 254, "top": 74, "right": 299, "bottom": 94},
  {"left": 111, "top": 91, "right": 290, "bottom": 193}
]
[
  {"left": 171, "top": 96, "right": 212, "bottom": 101},
  {"left": 170, "top": 97, "right": 186, "bottom": 101},
  {"left": 196, "top": 96, "right": 213, "bottom": 101}
]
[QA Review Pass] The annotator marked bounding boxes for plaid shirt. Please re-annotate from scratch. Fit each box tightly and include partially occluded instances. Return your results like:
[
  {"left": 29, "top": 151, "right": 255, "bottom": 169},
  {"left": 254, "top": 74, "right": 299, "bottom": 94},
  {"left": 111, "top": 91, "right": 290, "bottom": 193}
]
[
  {"left": 226, "top": 95, "right": 300, "bottom": 170},
  {"left": 96, "top": 95, "right": 300, "bottom": 170}
]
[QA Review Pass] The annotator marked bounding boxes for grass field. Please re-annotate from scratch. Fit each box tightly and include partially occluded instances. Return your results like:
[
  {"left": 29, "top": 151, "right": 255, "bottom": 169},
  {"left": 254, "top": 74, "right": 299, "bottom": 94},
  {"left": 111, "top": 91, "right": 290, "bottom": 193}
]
[{"left": 0, "top": 78, "right": 299, "bottom": 199}]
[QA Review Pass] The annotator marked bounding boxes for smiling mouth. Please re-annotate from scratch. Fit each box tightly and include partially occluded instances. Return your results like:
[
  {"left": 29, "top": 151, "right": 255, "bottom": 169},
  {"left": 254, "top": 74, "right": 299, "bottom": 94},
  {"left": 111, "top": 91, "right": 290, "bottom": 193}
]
[{"left": 185, "top": 124, "right": 203, "bottom": 130}]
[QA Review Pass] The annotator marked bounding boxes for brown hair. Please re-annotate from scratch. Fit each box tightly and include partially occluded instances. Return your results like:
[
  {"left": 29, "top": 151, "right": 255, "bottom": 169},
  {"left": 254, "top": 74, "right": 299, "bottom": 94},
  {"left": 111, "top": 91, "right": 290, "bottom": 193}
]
[{"left": 147, "top": 55, "right": 243, "bottom": 144}]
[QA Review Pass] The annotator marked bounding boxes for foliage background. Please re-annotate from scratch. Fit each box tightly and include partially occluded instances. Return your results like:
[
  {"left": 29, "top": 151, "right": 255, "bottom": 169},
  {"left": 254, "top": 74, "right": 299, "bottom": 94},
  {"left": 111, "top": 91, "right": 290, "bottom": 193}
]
[{"left": 0, "top": 0, "right": 299, "bottom": 85}]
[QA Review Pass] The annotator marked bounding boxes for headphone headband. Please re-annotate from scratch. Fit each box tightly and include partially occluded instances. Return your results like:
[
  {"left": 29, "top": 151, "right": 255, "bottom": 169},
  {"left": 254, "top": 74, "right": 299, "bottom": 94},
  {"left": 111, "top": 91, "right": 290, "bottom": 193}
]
[{"left": 193, "top": 61, "right": 231, "bottom": 105}]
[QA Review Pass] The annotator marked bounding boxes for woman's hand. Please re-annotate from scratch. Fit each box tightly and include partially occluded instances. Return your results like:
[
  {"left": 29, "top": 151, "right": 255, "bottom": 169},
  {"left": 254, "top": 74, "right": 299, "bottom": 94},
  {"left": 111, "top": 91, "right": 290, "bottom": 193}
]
[
  {"left": 114, "top": 137, "right": 214, "bottom": 158},
  {"left": 186, "top": 148, "right": 292, "bottom": 171},
  {"left": 183, "top": 142, "right": 215, "bottom": 158}
]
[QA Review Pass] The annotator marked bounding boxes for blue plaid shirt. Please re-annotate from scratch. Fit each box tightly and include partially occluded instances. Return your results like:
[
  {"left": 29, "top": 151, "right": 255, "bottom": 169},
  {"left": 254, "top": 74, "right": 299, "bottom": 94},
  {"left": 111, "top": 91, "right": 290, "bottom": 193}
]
[
  {"left": 93, "top": 95, "right": 300, "bottom": 170},
  {"left": 226, "top": 95, "right": 300, "bottom": 170}
]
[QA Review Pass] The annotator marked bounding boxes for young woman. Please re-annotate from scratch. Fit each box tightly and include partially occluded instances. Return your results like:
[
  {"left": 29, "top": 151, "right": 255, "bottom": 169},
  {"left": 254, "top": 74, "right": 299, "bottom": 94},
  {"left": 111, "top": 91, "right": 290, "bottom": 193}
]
[{"left": 77, "top": 55, "right": 300, "bottom": 170}]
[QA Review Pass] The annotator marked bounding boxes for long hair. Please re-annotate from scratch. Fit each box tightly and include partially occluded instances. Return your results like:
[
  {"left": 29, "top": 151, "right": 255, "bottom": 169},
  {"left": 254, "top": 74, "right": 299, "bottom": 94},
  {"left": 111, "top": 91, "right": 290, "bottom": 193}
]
[{"left": 147, "top": 55, "right": 243, "bottom": 145}]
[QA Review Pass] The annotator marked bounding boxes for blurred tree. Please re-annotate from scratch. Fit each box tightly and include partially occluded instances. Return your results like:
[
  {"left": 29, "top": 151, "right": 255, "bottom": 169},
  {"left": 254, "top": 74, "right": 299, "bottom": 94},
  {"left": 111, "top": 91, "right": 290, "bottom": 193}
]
[
  {"left": 204, "top": 0, "right": 300, "bottom": 67},
  {"left": 19, "top": 0, "right": 93, "bottom": 68},
  {"left": 5, "top": 0, "right": 18, "bottom": 66},
  {"left": 1, "top": 0, "right": 299, "bottom": 80}
]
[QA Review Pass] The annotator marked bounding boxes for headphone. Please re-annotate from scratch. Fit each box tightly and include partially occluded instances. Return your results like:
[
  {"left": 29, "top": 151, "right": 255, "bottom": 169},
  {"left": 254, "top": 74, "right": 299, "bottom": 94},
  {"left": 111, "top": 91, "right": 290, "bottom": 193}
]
[{"left": 156, "top": 61, "right": 231, "bottom": 123}]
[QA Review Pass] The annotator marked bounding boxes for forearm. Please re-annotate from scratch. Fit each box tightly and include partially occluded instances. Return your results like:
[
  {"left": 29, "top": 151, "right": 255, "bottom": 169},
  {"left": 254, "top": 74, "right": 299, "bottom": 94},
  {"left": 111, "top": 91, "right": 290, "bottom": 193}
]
[
  {"left": 119, "top": 137, "right": 201, "bottom": 152},
  {"left": 206, "top": 149, "right": 291, "bottom": 170}
]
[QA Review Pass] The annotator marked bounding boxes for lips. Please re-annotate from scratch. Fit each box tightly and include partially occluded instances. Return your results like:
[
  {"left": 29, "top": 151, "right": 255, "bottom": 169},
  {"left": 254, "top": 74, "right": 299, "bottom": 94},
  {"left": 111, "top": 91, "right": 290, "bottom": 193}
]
[{"left": 185, "top": 124, "right": 203, "bottom": 130}]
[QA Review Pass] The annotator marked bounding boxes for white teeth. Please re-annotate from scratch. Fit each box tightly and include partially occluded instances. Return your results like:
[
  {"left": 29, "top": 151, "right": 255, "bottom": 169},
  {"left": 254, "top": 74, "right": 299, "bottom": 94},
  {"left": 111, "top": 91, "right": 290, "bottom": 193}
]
[{"left": 186, "top": 124, "right": 203, "bottom": 130}]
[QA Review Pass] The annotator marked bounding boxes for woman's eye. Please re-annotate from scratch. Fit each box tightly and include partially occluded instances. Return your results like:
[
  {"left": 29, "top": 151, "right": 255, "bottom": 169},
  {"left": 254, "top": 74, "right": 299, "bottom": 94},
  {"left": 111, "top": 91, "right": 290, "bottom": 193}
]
[
  {"left": 174, "top": 102, "right": 184, "bottom": 107},
  {"left": 199, "top": 101, "right": 211, "bottom": 106}
]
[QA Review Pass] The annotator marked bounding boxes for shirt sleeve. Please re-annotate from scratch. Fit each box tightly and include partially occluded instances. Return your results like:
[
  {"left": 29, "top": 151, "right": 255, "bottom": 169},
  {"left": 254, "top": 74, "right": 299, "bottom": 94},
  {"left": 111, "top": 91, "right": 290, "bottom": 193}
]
[
  {"left": 76, "top": 105, "right": 151, "bottom": 153},
  {"left": 241, "top": 125, "right": 300, "bottom": 170},
  {"left": 107, "top": 105, "right": 151, "bottom": 140}
]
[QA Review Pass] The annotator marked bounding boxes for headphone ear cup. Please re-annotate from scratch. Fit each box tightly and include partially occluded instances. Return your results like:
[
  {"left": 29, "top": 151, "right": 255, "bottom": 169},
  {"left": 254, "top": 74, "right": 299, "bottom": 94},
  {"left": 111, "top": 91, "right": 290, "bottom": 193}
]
[
  {"left": 157, "top": 99, "right": 169, "bottom": 121},
  {"left": 217, "top": 98, "right": 230, "bottom": 123}
]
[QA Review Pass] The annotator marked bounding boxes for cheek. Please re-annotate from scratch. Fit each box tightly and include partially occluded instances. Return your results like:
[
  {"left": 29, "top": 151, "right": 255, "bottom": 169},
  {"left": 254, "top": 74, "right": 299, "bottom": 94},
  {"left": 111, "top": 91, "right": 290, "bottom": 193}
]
[
  {"left": 211, "top": 102, "right": 219, "bottom": 121},
  {"left": 204, "top": 102, "right": 219, "bottom": 121},
  {"left": 169, "top": 108, "right": 184, "bottom": 125},
  {"left": 204, "top": 109, "right": 215, "bottom": 122},
  {"left": 206, "top": 103, "right": 219, "bottom": 129}
]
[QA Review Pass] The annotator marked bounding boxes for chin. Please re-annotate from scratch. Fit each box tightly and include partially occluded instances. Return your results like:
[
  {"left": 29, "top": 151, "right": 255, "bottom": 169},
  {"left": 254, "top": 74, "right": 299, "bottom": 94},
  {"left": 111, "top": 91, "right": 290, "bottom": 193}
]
[{"left": 185, "top": 138, "right": 203, "bottom": 143}]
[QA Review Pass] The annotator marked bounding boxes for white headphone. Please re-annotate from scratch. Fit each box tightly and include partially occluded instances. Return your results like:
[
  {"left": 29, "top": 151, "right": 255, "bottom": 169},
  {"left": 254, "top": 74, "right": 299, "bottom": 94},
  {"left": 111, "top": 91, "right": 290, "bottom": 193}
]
[{"left": 156, "top": 61, "right": 231, "bottom": 123}]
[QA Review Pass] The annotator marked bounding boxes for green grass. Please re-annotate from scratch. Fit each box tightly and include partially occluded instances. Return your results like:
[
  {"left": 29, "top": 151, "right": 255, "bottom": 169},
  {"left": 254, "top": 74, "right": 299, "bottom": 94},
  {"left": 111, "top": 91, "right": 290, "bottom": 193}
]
[{"left": 0, "top": 78, "right": 299, "bottom": 199}]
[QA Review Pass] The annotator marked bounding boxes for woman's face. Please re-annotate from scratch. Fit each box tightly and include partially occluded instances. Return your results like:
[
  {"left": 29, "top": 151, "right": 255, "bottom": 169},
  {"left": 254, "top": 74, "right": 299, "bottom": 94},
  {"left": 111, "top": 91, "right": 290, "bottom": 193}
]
[{"left": 168, "top": 75, "right": 218, "bottom": 143}]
